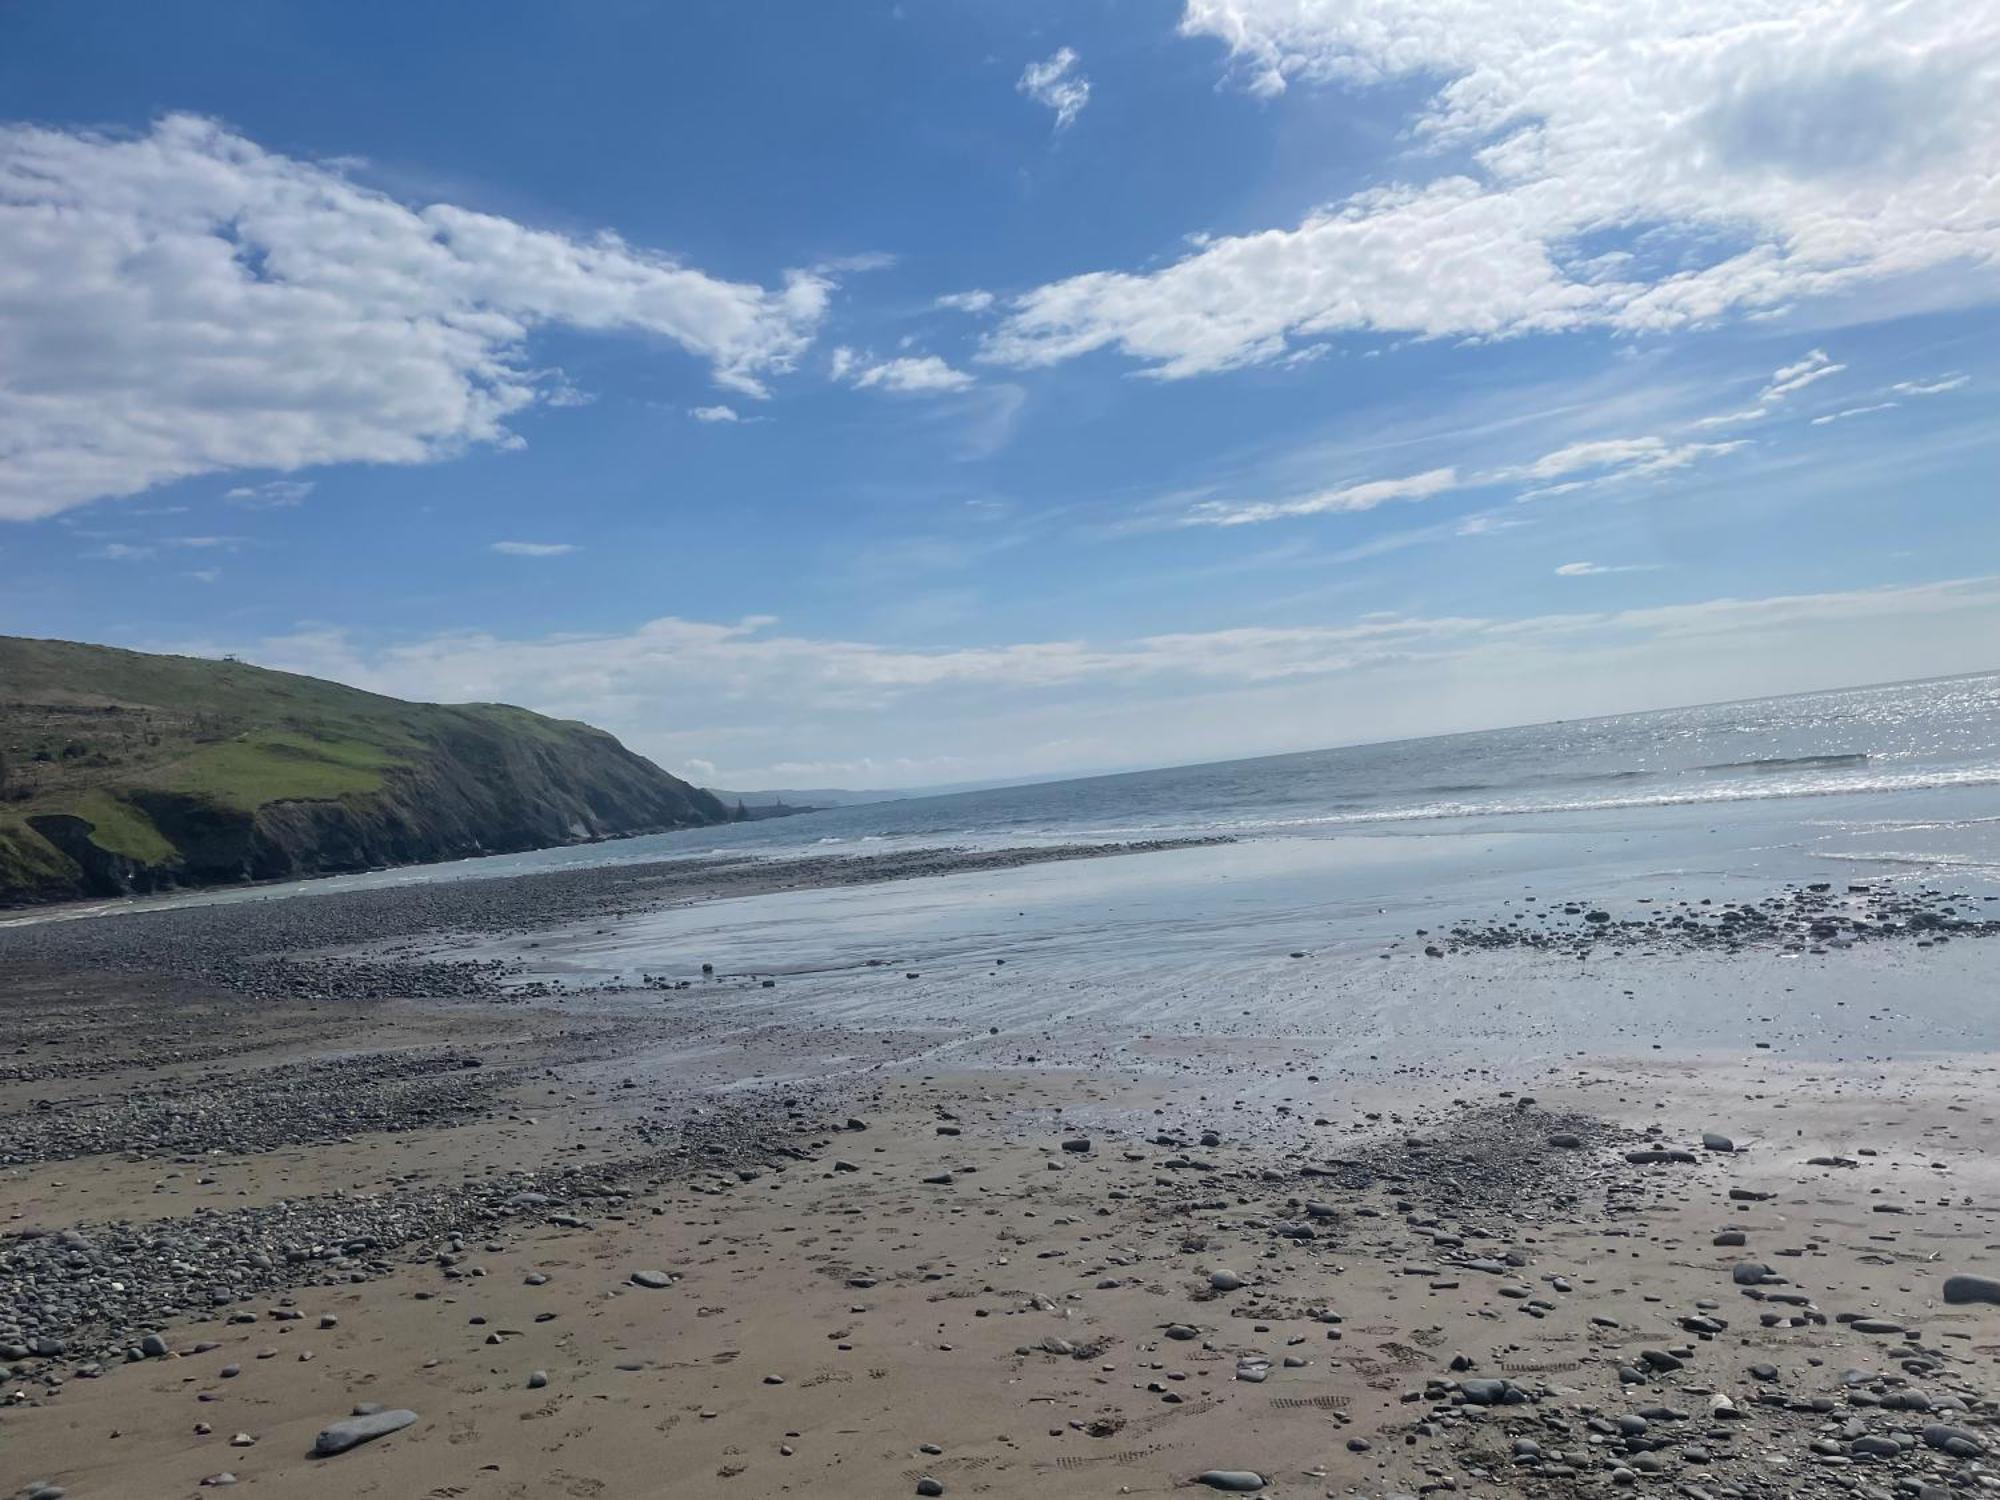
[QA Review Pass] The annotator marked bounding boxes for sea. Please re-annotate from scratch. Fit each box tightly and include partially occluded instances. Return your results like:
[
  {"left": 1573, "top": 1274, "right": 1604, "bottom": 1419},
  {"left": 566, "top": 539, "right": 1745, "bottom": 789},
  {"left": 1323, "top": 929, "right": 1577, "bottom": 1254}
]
[
  {"left": 661, "top": 668, "right": 2000, "bottom": 866},
  {"left": 24, "top": 669, "right": 2000, "bottom": 911},
  {"left": 18, "top": 670, "right": 2000, "bottom": 1070}
]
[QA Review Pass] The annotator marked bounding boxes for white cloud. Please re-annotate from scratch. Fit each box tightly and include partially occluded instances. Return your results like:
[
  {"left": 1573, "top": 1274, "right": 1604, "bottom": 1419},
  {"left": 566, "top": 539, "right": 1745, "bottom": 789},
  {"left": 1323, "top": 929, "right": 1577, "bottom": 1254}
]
[
  {"left": 251, "top": 583, "right": 1991, "bottom": 705},
  {"left": 984, "top": 1, "right": 2000, "bottom": 376},
  {"left": 1174, "top": 429, "right": 1748, "bottom": 527},
  {"left": 1515, "top": 436, "right": 1745, "bottom": 484},
  {"left": 1689, "top": 408, "right": 1769, "bottom": 430},
  {"left": 1810, "top": 401, "right": 1899, "bottom": 426},
  {"left": 1686, "top": 347, "right": 1848, "bottom": 429},
  {"left": 1759, "top": 348, "right": 1845, "bottom": 402},
  {"left": 540, "top": 376, "right": 594, "bottom": 409},
  {"left": 86, "top": 534, "right": 242, "bottom": 559},
  {"left": 1182, "top": 467, "right": 1459, "bottom": 526},
  {"left": 936, "top": 290, "right": 997, "bottom": 314},
  {"left": 490, "top": 540, "right": 578, "bottom": 557},
  {"left": 1892, "top": 374, "right": 1971, "bottom": 395},
  {"left": 199, "top": 574, "right": 2000, "bottom": 783},
  {"left": 224, "top": 479, "right": 315, "bottom": 508},
  {"left": 0, "top": 115, "right": 832, "bottom": 520},
  {"left": 831, "top": 347, "right": 977, "bottom": 394},
  {"left": 1018, "top": 48, "right": 1092, "bottom": 130},
  {"left": 1555, "top": 560, "right": 1657, "bottom": 576},
  {"left": 690, "top": 404, "right": 741, "bottom": 423}
]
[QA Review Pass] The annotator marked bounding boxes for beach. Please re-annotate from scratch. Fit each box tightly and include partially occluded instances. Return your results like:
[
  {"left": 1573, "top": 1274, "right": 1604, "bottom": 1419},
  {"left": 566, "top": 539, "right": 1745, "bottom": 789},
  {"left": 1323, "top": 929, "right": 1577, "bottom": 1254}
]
[
  {"left": 8, "top": 0, "right": 1999, "bottom": 1490},
  {"left": 6, "top": 831, "right": 2000, "bottom": 1499}
]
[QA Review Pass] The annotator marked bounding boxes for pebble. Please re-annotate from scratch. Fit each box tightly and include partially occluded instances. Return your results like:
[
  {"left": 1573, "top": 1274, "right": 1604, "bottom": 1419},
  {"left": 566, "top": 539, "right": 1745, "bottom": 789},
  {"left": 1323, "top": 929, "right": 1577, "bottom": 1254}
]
[
  {"left": 1195, "top": 1472, "right": 1267, "bottom": 1492},
  {"left": 313, "top": 1408, "right": 419, "bottom": 1457},
  {"left": 1943, "top": 1274, "right": 2000, "bottom": 1306}
]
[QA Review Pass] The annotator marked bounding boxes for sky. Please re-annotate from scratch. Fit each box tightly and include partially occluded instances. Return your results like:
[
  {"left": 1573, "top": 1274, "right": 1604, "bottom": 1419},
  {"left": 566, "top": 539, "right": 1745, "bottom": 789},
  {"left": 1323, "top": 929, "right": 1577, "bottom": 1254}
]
[{"left": 1, "top": 0, "right": 1996, "bottom": 790}]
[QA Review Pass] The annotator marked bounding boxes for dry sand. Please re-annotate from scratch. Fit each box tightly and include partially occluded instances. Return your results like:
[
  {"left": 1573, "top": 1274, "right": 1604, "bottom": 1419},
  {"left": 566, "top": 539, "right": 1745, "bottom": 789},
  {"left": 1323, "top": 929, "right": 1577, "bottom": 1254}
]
[{"left": 5, "top": 855, "right": 2000, "bottom": 1499}]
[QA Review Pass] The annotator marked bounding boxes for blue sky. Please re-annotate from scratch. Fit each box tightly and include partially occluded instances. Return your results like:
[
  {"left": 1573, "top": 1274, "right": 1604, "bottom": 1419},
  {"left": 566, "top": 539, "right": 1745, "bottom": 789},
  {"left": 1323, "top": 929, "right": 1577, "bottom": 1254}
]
[{"left": 2, "top": 0, "right": 1996, "bottom": 787}]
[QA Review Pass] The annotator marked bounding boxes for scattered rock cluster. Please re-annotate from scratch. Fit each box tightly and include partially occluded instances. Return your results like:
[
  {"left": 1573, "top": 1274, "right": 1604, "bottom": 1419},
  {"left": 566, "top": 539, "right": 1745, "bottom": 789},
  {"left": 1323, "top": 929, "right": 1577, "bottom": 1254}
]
[
  {"left": 1418, "top": 882, "right": 1997, "bottom": 960},
  {"left": 0, "top": 1105, "right": 800, "bottom": 1372}
]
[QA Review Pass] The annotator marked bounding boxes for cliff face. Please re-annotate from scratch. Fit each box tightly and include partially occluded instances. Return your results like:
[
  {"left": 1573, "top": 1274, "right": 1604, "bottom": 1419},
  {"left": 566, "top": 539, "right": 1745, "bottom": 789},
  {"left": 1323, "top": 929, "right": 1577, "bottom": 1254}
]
[{"left": 0, "top": 637, "right": 726, "bottom": 906}]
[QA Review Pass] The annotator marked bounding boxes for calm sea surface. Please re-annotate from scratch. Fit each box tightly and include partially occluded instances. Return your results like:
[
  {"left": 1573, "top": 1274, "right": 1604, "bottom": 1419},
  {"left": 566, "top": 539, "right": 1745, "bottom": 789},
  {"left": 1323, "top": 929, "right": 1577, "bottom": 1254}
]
[
  {"left": 18, "top": 670, "right": 2000, "bottom": 922},
  {"left": 21, "top": 672, "right": 2000, "bottom": 1070},
  {"left": 680, "top": 670, "right": 2000, "bottom": 856}
]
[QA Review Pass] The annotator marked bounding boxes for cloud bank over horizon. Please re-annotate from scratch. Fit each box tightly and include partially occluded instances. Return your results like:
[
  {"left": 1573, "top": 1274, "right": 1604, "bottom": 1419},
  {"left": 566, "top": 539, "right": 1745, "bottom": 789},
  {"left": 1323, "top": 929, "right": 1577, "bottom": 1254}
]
[{"left": 185, "top": 575, "right": 2000, "bottom": 787}]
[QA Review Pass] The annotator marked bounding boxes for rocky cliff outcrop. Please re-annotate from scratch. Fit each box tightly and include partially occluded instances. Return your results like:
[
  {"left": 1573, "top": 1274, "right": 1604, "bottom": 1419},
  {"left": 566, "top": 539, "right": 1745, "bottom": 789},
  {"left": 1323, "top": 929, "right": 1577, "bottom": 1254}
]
[{"left": 0, "top": 636, "right": 727, "bottom": 905}]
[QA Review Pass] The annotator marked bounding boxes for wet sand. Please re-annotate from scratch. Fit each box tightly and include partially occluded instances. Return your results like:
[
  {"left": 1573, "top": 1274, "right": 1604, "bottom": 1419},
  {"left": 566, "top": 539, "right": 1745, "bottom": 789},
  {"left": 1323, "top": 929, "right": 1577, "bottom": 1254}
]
[{"left": 5, "top": 842, "right": 2000, "bottom": 1499}]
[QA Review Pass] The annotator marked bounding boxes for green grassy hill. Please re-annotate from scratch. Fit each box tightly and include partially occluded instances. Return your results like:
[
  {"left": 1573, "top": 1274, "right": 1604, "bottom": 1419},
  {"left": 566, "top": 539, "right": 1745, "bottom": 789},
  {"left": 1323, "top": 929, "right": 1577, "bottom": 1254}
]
[{"left": 0, "top": 636, "right": 726, "bottom": 905}]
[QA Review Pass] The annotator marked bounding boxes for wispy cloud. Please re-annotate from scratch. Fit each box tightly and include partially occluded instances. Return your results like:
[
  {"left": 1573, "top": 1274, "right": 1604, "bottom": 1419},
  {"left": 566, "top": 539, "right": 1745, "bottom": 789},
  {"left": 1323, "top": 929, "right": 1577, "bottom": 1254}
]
[
  {"left": 1456, "top": 512, "right": 1529, "bottom": 537},
  {"left": 1555, "top": 560, "right": 1659, "bottom": 576},
  {"left": 490, "top": 541, "right": 579, "bottom": 557},
  {"left": 936, "top": 290, "right": 996, "bottom": 314},
  {"left": 225, "top": 480, "right": 315, "bottom": 508},
  {"left": 1685, "top": 348, "right": 1851, "bottom": 432},
  {"left": 690, "top": 405, "right": 741, "bottom": 423},
  {"left": 1017, "top": 47, "right": 1091, "bottom": 130},
  {"left": 1810, "top": 402, "right": 1899, "bottom": 427},
  {"left": 1689, "top": 407, "right": 1768, "bottom": 431},
  {"left": 1172, "top": 430, "right": 1749, "bottom": 528},
  {"left": 1759, "top": 349, "right": 1846, "bottom": 402},
  {"left": 1892, "top": 374, "right": 1970, "bottom": 396},
  {"left": 86, "top": 534, "right": 245, "bottom": 560},
  {"left": 1181, "top": 468, "right": 1460, "bottom": 527}
]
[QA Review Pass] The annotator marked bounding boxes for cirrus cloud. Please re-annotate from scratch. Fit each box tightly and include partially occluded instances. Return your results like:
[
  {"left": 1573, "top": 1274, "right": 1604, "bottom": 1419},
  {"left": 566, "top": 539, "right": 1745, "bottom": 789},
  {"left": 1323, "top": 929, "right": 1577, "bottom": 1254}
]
[
  {"left": 1171, "top": 428, "right": 1750, "bottom": 527},
  {"left": 1893, "top": 374, "right": 1971, "bottom": 396},
  {"left": 1555, "top": 560, "right": 1658, "bottom": 576}
]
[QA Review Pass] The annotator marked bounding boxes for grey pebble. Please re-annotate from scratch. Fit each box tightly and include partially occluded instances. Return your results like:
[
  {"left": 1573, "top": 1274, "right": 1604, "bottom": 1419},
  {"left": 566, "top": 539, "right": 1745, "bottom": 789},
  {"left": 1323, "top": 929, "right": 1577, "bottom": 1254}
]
[
  {"left": 1195, "top": 1472, "right": 1267, "bottom": 1493},
  {"left": 313, "top": 1408, "right": 418, "bottom": 1457},
  {"left": 1943, "top": 1274, "right": 2000, "bottom": 1306}
]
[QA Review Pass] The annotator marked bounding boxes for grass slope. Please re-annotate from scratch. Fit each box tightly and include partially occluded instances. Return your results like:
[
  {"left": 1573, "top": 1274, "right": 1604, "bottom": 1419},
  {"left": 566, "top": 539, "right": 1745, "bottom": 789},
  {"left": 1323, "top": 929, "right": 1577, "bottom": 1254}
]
[{"left": 0, "top": 635, "right": 722, "bottom": 902}]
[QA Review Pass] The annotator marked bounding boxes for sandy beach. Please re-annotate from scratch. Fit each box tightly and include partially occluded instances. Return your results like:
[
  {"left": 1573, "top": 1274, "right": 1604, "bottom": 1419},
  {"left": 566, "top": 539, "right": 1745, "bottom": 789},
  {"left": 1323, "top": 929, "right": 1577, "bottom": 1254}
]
[
  {"left": 9, "top": 0, "right": 1999, "bottom": 1491},
  {"left": 5, "top": 842, "right": 2000, "bottom": 1500}
]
